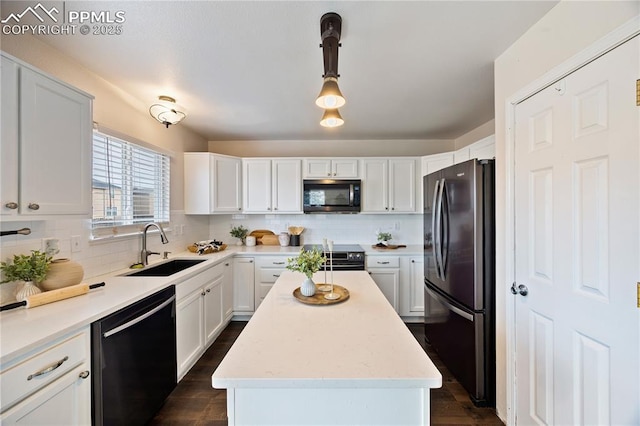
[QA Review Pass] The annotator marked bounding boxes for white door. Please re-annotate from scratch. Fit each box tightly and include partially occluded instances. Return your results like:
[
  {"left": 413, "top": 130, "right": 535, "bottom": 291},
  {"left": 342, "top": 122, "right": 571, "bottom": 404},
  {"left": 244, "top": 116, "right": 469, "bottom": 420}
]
[
  {"left": 243, "top": 159, "right": 272, "bottom": 212},
  {"left": 514, "top": 36, "right": 639, "bottom": 425},
  {"left": 272, "top": 159, "right": 302, "bottom": 213}
]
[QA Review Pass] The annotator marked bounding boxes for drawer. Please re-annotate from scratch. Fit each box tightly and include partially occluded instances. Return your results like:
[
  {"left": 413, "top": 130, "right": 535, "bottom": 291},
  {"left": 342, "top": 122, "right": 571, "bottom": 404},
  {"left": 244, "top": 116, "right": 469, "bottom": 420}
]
[
  {"left": 254, "top": 256, "right": 288, "bottom": 268},
  {"left": 1, "top": 328, "right": 89, "bottom": 412},
  {"left": 366, "top": 255, "right": 400, "bottom": 268},
  {"left": 259, "top": 268, "right": 285, "bottom": 283}
]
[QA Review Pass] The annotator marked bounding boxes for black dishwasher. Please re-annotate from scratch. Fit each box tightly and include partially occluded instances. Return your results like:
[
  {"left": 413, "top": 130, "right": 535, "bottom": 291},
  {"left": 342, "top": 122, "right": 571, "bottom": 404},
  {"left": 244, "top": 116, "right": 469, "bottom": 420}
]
[{"left": 91, "top": 286, "right": 177, "bottom": 426}]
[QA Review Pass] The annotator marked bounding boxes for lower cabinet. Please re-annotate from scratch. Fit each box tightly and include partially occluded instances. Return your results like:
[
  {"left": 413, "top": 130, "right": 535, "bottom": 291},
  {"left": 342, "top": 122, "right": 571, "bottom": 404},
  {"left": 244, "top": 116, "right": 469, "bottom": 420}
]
[
  {"left": 176, "top": 262, "right": 226, "bottom": 380},
  {"left": 233, "top": 257, "right": 255, "bottom": 314},
  {"left": 399, "top": 256, "right": 424, "bottom": 318},
  {"left": 0, "top": 328, "right": 91, "bottom": 425},
  {"left": 254, "top": 256, "right": 289, "bottom": 310},
  {"left": 222, "top": 260, "right": 233, "bottom": 321},
  {"left": 367, "top": 255, "right": 400, "bottom": 312}
]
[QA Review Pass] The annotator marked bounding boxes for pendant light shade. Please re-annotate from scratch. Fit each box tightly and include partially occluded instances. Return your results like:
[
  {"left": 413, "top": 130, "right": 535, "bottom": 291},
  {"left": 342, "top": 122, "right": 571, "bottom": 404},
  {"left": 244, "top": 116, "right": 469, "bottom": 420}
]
[
  {"left": 149, "top": 96, "right": 187, "bottom": 128},
  {"left": 315, "top": 77, "right": 346, "bottom": 109},
  {"left": 320, "top": 108, "right": 344, "bottom": 128}
]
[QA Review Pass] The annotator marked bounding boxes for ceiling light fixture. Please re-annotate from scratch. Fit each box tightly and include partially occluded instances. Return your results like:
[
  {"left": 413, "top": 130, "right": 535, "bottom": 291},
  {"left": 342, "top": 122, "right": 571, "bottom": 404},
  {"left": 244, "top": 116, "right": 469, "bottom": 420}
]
[
  {"left": 320, "top": 108, "right": 344, "bottom": 128},
  {"left": 149, "top": 95, "right": 186, "bottom": 128},
  {"left": 316, "top": 12, "right": 345, "bottom": 127}
]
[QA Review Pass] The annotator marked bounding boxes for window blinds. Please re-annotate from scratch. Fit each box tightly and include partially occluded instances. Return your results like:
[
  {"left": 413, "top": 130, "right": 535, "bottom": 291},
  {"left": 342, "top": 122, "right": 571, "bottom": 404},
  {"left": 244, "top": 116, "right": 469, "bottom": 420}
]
[{"left": 92, "top": 131, "right": 170, "bottom": 234}]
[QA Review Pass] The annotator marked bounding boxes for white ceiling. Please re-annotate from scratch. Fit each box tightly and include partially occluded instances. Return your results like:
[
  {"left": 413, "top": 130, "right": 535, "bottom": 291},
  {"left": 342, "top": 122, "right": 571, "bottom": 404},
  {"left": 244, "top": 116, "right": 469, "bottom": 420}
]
[{"left": 28, "top": 1, "right": 557, "bottom": 141}]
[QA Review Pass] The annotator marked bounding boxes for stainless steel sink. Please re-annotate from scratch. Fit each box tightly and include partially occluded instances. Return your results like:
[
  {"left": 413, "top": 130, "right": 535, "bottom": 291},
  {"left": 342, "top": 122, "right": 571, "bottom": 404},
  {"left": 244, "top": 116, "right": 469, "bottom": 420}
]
[{"left": 124, "top": 259, "right": 206, "bottom": 277}]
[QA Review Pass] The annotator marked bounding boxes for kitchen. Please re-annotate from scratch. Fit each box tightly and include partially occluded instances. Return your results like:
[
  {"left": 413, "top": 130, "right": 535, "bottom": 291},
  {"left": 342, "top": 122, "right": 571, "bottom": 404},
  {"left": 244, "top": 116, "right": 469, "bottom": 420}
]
[{"left": 1, "top": 1, "right": 639, "bottom": 425}]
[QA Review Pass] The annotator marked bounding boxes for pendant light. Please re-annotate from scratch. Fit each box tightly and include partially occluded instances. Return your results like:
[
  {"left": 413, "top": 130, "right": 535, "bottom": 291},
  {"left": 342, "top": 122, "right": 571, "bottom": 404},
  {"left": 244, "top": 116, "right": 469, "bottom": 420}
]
[
  {"left": 149, "top": 96, "right": 187, "bottom": 128},
  {"left": 316, "top": 12, "right": 345, "bottom": 127}
]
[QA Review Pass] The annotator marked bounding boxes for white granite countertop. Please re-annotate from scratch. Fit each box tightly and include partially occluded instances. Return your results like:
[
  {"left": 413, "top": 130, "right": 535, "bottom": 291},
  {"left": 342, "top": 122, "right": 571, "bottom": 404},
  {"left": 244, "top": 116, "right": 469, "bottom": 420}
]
[
  {"left": 0, "top": 243, "right": 423, "bottom": 364},
  {"left": 212, "top": 270, "right": 441, "bottom": 389}
]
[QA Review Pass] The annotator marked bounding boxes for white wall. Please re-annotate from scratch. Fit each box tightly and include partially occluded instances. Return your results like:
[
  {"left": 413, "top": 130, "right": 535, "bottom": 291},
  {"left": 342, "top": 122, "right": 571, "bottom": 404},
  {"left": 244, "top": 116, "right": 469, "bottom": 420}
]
[
  {"left": 454, "top": 119, "right": 494, "bottom": 150},
  {"left": 493, "top": 1, "right": 640, "bottom": 421},
  {"left": 0, "top": 35, "right": 211, "bottom": 303}
]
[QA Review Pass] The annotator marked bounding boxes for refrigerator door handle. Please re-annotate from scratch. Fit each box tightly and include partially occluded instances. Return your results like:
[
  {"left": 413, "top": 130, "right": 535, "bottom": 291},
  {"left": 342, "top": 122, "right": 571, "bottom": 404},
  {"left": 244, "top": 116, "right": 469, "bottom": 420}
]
[
  {"left": 435, "top": 178, "right": 446, "bottom": 279},
  {"left": 441, "top": 180, "right": 449, "bottom": 279},
  {"left": 424, "top": 283, "right": 474, "bottom": 322},
  {"left": 431, "top": 179, "right": 441, "bottom": 279}
]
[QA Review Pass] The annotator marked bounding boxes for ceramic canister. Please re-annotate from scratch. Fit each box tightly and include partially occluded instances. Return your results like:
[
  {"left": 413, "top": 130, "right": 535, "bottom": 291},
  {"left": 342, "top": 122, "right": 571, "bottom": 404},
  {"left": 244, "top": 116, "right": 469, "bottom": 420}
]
[
  {"left": 245, "top": 236, "right": 256, "bottom": 246},
  {"left": 40, "top": 258, "right": 84, "bottom": 291}
]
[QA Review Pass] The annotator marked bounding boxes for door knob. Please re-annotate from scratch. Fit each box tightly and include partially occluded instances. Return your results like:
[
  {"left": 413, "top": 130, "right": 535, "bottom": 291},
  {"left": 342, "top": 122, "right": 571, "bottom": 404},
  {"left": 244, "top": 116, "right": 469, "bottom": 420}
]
[{"left": 511, "top": 282, "right": 528, "bottom": 296}]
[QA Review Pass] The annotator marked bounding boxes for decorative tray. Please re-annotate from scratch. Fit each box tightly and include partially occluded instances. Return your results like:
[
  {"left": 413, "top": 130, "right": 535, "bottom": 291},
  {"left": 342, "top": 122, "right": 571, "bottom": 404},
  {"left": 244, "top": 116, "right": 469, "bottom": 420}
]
[
  {"left": 293, "top": 284, "right": 350, "bottom": 305},
  {"left": 371, "top": 243, "right": 407, "bottom": 249},
  {"left": 187, "top": 243, "right": 227, "bottom": 254}
]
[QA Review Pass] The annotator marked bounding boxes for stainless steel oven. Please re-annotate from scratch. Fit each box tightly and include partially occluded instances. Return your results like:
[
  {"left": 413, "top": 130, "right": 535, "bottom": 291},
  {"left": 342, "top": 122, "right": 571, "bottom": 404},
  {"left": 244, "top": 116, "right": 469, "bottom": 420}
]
[
  {"left": 303, "top": 244, "right": 365, "bottom": 270},
  {"left": 303, "top": 179, "right": 361, "bottom": 213}
]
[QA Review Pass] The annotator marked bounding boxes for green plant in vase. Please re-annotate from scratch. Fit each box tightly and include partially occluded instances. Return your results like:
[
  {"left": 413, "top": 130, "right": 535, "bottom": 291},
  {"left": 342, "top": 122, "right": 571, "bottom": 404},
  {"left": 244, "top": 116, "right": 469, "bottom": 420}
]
[
  {"left": 287, "top": 247, "right": 326, "bottom": 296},
  {"left": 377, "top": 231, "right": 392, "bottom": 245},
  {"left": 229, "top": 225, "right": 249, "bottom": 245},
  {"left": 1, "top": 250, "right": 52, "bottom": 301}
]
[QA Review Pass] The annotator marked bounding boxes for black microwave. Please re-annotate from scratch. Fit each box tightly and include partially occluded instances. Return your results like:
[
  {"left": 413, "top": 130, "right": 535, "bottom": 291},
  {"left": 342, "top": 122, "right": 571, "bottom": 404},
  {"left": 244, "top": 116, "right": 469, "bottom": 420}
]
[{"left": 303, "top": 179, "right": 361, "bottom": 213}]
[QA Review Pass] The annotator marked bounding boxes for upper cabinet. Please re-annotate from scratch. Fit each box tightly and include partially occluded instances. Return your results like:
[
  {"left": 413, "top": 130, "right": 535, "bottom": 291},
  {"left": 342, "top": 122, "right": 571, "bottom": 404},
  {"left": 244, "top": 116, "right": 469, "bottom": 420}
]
[
  {"left": 1, "top": 54, "right": 93, "bottom": 218},
  {"left": 361, "top": 158, "right": 418, "bottom": 213},
  {"left": 184, "top": 153, "right": 242, "bottom": 214},
  {"left": 243, "top": 159, "right": 302, "bottom": 213},
  {"left": 454, "top": 135, "right": 495, "bottom": 164},
  {"left": 303, "top": 158, "right": 359, "bottom": 179},
  {"left": 421, "top": 152, "right": 455, "bottom": 177}
]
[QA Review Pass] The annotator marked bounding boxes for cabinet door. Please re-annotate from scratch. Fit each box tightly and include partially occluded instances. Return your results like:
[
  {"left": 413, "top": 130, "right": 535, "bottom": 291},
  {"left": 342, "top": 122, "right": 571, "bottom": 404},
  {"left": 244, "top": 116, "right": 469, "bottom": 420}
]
[
  {"left": 1, "top": 364, "right": 91, "bottom": 425},
  {"left": 361, "top": 159, "right": 388, "bottom": 212},
  {"left": 176, "top": 289, "right": 204, "bottom": 379},
  {"left": 184, "top": 153, "right": 213, "bottom": 214},
  {"left": 1, "top": 56, "right": 19, "bottom": 217},
  {"left": 454, "top": 147, "right": 470, "bottom": 164},
  {"left": 368, "top": 269, "right": 400, "bottom": 312},
  {"left": 409, "top": 257, "right": 424, "bottom": 313},
  {"left": 233, "top": 257, "right": 255, "bottom": 313},
  {"left": 222, "top": 261, "right": 234, "bottom": 320},
  {"left": 421, "top": 152, "right": 454, "bottom": 176},
  {"left": 332, "top": 159, "right": 359, "bottom": 178},
  {"left": 303, "top": 159, "right": 332, "bottom": 178},
  {"left": 388, "top": 158, "right": 416, "bottom": 212},
  {"left": 20, "top": 67, "right": 91, "bottom": 215},
  {"left": 243, "top": 159, "right": 272, "bottom": 212},
  {"left": 213, "top": 155, "right": 242, "bottom": 212},
  {"left": 468, "top": 135, "right": 495, "bottom": 160},
  {"left": 203, "top": 275, "right": 224, "bottom": 346},
  {"left": 272, "top": 159, "right": 301, "bottom": 213}
]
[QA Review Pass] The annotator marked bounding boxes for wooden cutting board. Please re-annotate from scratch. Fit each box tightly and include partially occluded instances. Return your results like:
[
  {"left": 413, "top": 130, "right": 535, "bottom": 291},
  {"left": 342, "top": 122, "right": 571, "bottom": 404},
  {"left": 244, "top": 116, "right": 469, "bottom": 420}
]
[
  {"left": 261, "top": 234, "right": 280, "bottom": 245},
  {"left": 249, "top": 229, "right": 275, "bottom": 244}
]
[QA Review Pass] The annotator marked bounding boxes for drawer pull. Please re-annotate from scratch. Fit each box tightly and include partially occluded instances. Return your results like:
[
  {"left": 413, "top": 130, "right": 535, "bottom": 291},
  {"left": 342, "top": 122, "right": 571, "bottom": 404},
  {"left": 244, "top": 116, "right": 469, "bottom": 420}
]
[
  {"left": 28, "top": 203, "right": 40, "bottom": 210},
  {"left": 272, "top": 262, "right": 285, "bottom": 265},
  {"left": 27, "top": 356, "right": 69, "bottom": 380},
  {"left": 377, "top": 261, "right": 390, "bottom": 265},
  {"left": 273, "top": 274, "right": 280, "bottom": 278},
  {"left": 5, "top": 202, "right": 18, "bottom": 209},
  {"left": 79, "top": 370, "right": 90, "bottom": 379}
]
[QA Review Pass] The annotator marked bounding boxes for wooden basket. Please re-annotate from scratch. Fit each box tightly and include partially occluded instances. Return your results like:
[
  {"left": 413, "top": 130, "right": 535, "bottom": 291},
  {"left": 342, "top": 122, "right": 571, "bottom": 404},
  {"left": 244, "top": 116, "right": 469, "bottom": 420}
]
[{"left": 187, "top": 244, "right": 227, "bottom": 255}]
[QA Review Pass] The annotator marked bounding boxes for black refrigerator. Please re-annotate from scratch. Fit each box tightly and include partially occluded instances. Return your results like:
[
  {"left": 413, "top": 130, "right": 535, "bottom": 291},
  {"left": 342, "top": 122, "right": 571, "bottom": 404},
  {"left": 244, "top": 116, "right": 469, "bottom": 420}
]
[{"left": 423, "top": 158, "right": 495, "bottom": 407}]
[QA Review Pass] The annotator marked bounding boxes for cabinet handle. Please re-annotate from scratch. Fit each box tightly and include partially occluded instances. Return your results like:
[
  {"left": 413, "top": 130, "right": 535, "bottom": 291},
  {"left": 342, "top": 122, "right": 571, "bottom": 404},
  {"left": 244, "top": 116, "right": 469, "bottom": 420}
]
[
  {"left": 225, "top": 263, "right": 230, "bottom": 266},
  {"left": 79, "top": 370, "right": 90, "bottom": 379},
  {"left": 273, "top": 274, "right": 280, "bottom": 278},
  {"left": 333, "top": 172, "right": 337, "bottom": 176},
  {"left": 249, "top": 260, "right": 254, "bottom": 263},
  {"left": 267, "top": 207, "right": 271, "bottom": 210},
  {"left": 377, "top": 261, "right": 390, "bottom": 265},
  {"left": 238, "top": 207, "right": 242, "bottom": 211},
  {"left": 27, "top": 356, "right": 68, "bottom": 380},
  {"left": 273, "top": 261, "right": 285, "bottom": 265},
  {"left": 5, "top": 202, "right": 18, "bottom": 209},
  {"left": 28, "top": 203, "right": 40, "bottom": 210},
  {"left": 411, "top": 260, "right": 415, "bottom": 263},
  {"left": 327, "top": 173, "right": 331, "bottom": 177},
  {"left": 391, "top": 207, "right": 395, "bottom": 211},
  {"left": 201, "top": 291, "right": 206, "bottom": 296},
  {"left": 385, "top": 207, "right": 389, "bottom": 210}
]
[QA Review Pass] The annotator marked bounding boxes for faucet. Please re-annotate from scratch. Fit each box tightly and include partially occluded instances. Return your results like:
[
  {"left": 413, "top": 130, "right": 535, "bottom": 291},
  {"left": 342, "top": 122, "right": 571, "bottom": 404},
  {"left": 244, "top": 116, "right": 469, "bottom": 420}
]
[{"left": 141, "top": 223, "right": 169, "bottom": 266}]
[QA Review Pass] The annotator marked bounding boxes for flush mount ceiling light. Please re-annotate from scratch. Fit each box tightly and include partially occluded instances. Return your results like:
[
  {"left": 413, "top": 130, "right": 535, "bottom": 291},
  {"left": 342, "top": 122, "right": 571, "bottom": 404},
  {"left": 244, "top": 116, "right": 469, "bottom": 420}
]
[
  {"left": 316, "top": 12, "right": 345, "bottom": 126},
  {"left": 149, "top": 96, "right": 186, "bottom": 128},
  {"left": 320, "top": 108, "right": 344, "bottom": 128}
]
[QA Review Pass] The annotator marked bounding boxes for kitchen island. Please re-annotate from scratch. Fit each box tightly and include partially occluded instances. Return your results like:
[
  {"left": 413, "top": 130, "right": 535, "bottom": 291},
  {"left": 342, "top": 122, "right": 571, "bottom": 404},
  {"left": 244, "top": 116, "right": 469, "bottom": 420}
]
[{"left": 212, "top": 270, "right": 442, "bottom": 425}]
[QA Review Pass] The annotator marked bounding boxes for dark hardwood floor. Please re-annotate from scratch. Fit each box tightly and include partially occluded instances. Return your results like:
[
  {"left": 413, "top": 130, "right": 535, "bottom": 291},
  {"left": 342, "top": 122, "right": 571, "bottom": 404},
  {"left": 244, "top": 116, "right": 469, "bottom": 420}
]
[{"left": 150, "top": 321, "right": 503, "bottom": 426}]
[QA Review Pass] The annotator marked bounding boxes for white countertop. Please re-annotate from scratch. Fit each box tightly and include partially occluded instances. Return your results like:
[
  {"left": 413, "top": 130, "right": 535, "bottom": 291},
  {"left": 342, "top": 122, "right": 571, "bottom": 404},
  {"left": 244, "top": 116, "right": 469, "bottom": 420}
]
[
  {"left": 212, "top": 270, "right": 441, "bottom": 389},
  {"left": 0, "top": 243, "right": 423, "bottom": 364}
]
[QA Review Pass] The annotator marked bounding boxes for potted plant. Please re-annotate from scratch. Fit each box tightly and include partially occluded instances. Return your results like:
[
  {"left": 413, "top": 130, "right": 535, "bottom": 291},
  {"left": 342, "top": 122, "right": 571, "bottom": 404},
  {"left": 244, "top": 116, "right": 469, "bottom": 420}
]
[
  {"left": 229, "top": 225, "right": 249, "bottom": 245},
  {"left": 377, "top": 231, "right": 392, "bottom": 245},
  {"left": 1, "top": 250, "right": 52, "bottom": 301},
  {"left": 286, "top": 247, "right": 326, "bottom": 296}
]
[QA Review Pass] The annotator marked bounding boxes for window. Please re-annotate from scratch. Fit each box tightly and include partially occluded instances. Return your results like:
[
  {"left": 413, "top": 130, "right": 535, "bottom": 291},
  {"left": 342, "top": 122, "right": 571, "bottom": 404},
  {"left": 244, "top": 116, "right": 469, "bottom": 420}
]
[{"left": 92, "top": 130, "right": 170, "bottom": 238}]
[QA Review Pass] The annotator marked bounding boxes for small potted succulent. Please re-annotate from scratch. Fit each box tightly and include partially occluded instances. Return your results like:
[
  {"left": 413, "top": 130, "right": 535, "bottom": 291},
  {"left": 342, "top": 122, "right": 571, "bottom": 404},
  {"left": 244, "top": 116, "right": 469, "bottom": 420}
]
[
  {"left": 376, "top": 231, "right": 392, "bottom": 245},
  {"left": 1, "top": 250, "right": 52, "bottom": 301},
  {"left": 286, "top": 247, "right": 326, "bottom": 296},
  {"left": 229, "top": 225, "right": 249, "bottom": 245}
]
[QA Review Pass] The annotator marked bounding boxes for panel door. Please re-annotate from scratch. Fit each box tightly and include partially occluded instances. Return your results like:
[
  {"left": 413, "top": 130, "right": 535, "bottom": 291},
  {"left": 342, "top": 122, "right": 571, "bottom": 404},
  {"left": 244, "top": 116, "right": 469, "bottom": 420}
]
[
  {"left": 332, "top": 159, "right": 359, "bottom": 178},
  {"left": 0, "top": 56, "right": 19, "bottom": 216},
  {"left": 233, "top": 257, "right": 255, "bottom": 313},
  {"left": 368, "top": 269, "right": 399, "bottom": 312},
  {"left": 514, "top": 36, "right": 639, "bottom": 425},
  {"left": 388, "top": 158, "right": 417, "bottom": 212},
  {"left": 361, "top": 159, "right": 388, "bottom": 212},
  {"left": 243, "top": 159, "right": 272, "bottom": 212},
  {"left": 303, "top": 158, "right": 332, "bottom": 178},
  {"left": 409, "top": 257, "right": 425, "bottom": 313},
  {"left": 203, "top": 275, "right": 224, "bottom": 345},
  {"left": 20, "top": 67, "right": 91, "bottom": 215},
  {"left": 272, "top": 159, "right": 302, "bottom": 213},
  {"left": 222, "top": 261, "right": 234, "bottom": 320},
  {"left": 176, "top": 289, "right": 204, "bottom": 378},
  {"left": 213, "top": 155, "right": 242, "bottom": 212}
]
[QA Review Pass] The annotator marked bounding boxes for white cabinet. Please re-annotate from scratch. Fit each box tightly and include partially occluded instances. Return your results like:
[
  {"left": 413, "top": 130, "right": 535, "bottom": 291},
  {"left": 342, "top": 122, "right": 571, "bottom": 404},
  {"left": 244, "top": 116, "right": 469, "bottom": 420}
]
[
  {"left": 366, "top": 255, "right": 400, "bottom": 312},
  {"left": 454, "top": 135, "right": 495, "bottom": 164},
  {"left": 1, "top": 54, "right": 92, "bottom": 218},
  {"left": 0, "top": 328, "right": 91, "bottom": 425},
  {"left": 233, "top": 257, "right": 255, "bottom": 314},
  {"left": 421, "top": 152, "right": 455, "bottom": 177},
  {"left": 399, "top": 257, "right": 424, "bottom": 318},
  {"left": 361, "top": 158, "right": 418, "bottom": 213},
  {"left": 222, "top": 260, "right": 234, "bottom": 321},
  {"left": 176, "top": 262, "right": 226, "bottom": 380},
  {"left": 303, "top": 158, "right": 359, "bottom": 178},
  {"left": 254, "top": 256, "right": 289, "bottom": 309},
  {"left": 184, "top": 153, "right": 242, "bottom": 214},
  {"left": 243, "top": 159, "right": 302, "bottom": 213}
]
